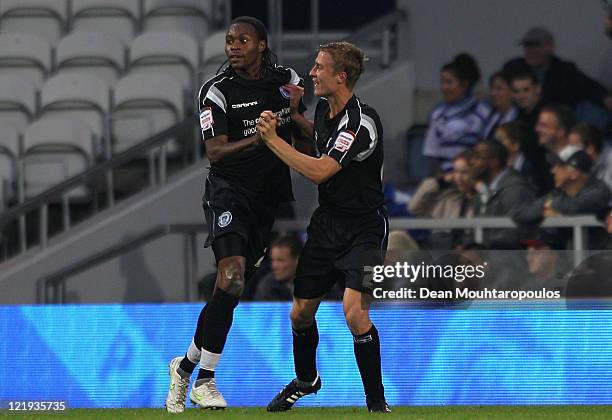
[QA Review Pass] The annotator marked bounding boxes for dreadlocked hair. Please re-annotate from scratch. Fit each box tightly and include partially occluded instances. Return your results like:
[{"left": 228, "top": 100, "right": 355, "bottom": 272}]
[{"left": 216, "top": 16, "right": 278, "bottom": 77}]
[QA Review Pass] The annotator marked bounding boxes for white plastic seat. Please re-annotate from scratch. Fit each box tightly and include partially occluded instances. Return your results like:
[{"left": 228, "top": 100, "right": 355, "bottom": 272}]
[
  {"left": 0, "top": 125, "right": 21, "bottom": 205},
  {"left": 0, "top": 0, "right": 67, "bottom": 46},
  {"left": 0, "top": 33, "right": 51, "bottom": 88},
  {"left": 200, "top": 31, "right": 227, "bottom": 83},
  {"left": 0, "top": 75, "right": 37, "bottom": 132},
  {"left": 55, "top": 32, "right": 125, "bottom": 86},
  {"left": 23, "top": 117, "right": 95, "bottom": 198},
  {"left": 128, "top": 31, "right": 198, "bottom": 91},
  {"left": 71, "top": 0, "right": 140, "bottom": 45},
  {"left": 40, "top": 73, "right": 110, "bottom": 156},
  {"left": 112, "top": 73, "right": 183, "bottom": 154},
  {"left": 143, "top": 0, "right": 211, "bottom": 40}
]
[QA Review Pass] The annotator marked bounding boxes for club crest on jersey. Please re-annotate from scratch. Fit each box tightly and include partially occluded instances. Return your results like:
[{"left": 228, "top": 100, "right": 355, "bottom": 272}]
[
  {"left": 279, "top": 86, "right": 291, "bottom": 99},
  {"left": 218, "top": 211, "right": 232, "bottom": 228},
  {"left": 333, "top": 130, "right": 356, "bottom": 152},
  {"left": 200, "top": 107, "right": 213, "bottom": 131}
]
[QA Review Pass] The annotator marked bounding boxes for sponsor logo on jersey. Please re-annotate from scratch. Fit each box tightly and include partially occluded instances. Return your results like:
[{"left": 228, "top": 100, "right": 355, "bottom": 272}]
[
  {"left": 279, "top": 86, "right": 291, "bottom": 99},
  {"left": 218, "top": 211, "right": 232, "bottom": 228},
  {"left": 231, "top": 101, "right": 258, "bottom": 109},
  {"left": 199, "top": 107, "right": 213, "bottom": 131},
  {"left": 333, "top": 130, "right": 356, "bottom": 153}
]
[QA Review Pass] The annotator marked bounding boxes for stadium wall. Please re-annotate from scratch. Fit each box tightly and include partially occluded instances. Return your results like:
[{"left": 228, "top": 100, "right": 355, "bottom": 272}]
[{"left": 1, "top": 303, "right": 611, "bottom": 408}]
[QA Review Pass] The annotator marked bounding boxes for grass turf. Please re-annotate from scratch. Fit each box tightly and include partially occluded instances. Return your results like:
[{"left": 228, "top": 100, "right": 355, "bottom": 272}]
[{"left": 1, "top": 406, "right": 612, "bottom": 419}]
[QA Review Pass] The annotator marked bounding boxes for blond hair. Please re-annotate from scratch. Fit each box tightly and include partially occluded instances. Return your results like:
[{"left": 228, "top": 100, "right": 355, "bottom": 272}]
[{"left": 318, "top": 41, "right": 366, "bottom": 89}]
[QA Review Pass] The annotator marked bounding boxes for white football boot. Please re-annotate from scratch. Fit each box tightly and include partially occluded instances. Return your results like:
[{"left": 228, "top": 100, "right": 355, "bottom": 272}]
[
  {"left": 190, "top": 377, "right": 228, "bottom": 409},
  {"left": 165, "top": 357, "right": 190, "bottom": 413}
]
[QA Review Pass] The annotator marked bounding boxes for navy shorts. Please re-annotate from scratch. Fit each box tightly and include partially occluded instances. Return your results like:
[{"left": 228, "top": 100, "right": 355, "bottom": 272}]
[{"left": 293, "top": 206, "right": 389, "bottom": 299}]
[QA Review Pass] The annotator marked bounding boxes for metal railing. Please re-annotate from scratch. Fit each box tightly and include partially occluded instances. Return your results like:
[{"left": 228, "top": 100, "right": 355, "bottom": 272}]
[
  {"left": 0, "top": 118, "right": 200, "bottom": 261},
  {"left": 39, "top": 215, "right": 604, "bottom": 304}
]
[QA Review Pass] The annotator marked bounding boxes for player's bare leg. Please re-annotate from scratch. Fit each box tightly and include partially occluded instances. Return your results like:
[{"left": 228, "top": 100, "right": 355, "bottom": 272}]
[
  {"left": 343, "top": 288, "right": 390, "bottom": 413},
  {"left": 267, "top": 297, "right": 323, "bottom": 411}
]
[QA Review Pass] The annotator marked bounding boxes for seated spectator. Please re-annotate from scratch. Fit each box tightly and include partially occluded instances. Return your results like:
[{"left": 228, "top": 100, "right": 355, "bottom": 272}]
[
  {"left": 535, "top": 105, "right": 575, "bottom": 153},
  {"left": 471, "top": 140, "right": 535, "bottom": 249},
  {"left": 409, "top": 151, "right": 476, "bottom": 218},
  {"left": 496, "top": 120, "right": 552, "bottom": 195},
  {"left": 512, "top": 146, "right": 612, "bottom": 246},
  {"left": 409, "top": 151, "right": 476, "bottom": 249},
  {"left": 483, "top": 70, "right": 519, "bottom": 139},
  {"left": 512, "top": 70, "right": 544, "bottom": 131},
  {"left": 503, "top": 27, "right": 612, "bottom": 112},
  {"left": 568, "top": 123, "right": 612, "bottom": 188},
  {"left": 520, "top": 229, "right": 567, "bottom": 292},
  {"left": 253, "top": 235, "right": 302, "bottom": 301},
  {"left": 422, "top": 53, "right": 489, "bottom": 173}
]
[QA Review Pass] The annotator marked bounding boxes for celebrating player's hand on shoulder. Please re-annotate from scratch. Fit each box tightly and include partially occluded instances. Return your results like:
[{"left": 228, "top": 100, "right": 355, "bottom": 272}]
[
  {"left": 282, "top": 84, "right": 304, "bottom": 115},
  {"left": 257, "top": 111, "right": 278, "bottom": 141}
]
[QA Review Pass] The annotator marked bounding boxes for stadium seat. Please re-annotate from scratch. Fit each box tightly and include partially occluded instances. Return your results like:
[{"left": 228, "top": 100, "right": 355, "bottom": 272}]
[
  {"left": 0, "top": 75, "right": 37, "bottom": 132},
  {"left": 143, "top": 0, "right": 212, "bottom": 40},
  {"left": 0, "top": 33, "right": 51, "bottom": 88},
  {"left": 23, "top": 117, "right": 95, "bottom": 198},
  {"left": 112, "top": 73, "right": 183, "bottom": 154},
  {"left": 55, "top": 32, "right": 125, "bottom": 86},
  {"left": 0, "top": 0, "right": 68, "bottom": 46},
  {"left": 128, "top": 31, "right": 199, "bottom": 92},
  {"left": 200, "top": 31, "right": 227, "bottom": 83},
  {"left": 40, "top": 73, "right": 110, "bottom": 157},
  {"left": 0, "top": 125, "right": 21, "bottom": 206},
  {"left": 71, "top": 0, "right": 140, "bottom": 45}
]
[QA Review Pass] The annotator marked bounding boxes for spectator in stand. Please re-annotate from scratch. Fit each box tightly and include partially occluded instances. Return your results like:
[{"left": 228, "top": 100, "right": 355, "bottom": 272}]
[
  {"left": 471, "top": 139, "right": 535, "bottom": 249},
  {"left": 512, "top": 146, "right": 612, "bottom": 250},
  {"left": 422, "top": 53, "right": 489, "bottom": 173},
  {"left": 496, "top": 120, "right": 552, "bottom": 195},
  {"left": 409, "top": 150, "right": 476, "bottom": 249},
  {"left": 535, "top": 105, "right": 575, "bottom": 154},
  {"left": 483, "top": 70, "right": 519, "bottom": 140},
  {"left": 568, "top": 123, "right": 612, "bottom": 188},
  {"left": 253, "top": 235, "right": 302, "bottom": 301},
  {"left": 512, "top": 70, "right": 544, "bottom": 131},
  {"left": 503, "top": 27, "right": 612, "bottom": 112},
  {"left": 520, "top": 229, "right": 567, "bottom": 292}
]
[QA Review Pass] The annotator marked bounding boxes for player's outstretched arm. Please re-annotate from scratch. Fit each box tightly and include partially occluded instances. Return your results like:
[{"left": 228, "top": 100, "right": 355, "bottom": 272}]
[
  {"left": 204, "top": 133, "right": 261, "bottom": 163},
  {"left": 258, "top": 111, "right": 340, "bottom": 185}
]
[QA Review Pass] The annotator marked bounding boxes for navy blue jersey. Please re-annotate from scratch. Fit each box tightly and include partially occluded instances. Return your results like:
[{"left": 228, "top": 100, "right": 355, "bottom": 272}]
[
  {"left": 199, "top": 66, "right": 305, "bottom": 202},
  {"left": 313, "top": 95, "right": 384, "bottom": 215}
]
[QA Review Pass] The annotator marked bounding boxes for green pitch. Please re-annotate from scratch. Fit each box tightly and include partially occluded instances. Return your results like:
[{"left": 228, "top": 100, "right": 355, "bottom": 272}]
[{"left": 2, "top": 406, "right": 612, "bottom": 419}]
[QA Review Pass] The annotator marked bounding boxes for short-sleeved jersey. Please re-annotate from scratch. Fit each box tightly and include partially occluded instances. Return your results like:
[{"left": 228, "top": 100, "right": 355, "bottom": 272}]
[
  {"left": 198, "top": 66, "right": 305, "bottom": 202},
  {"left": 313, "top": 95, "right": 384, "bottom": 216}
]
